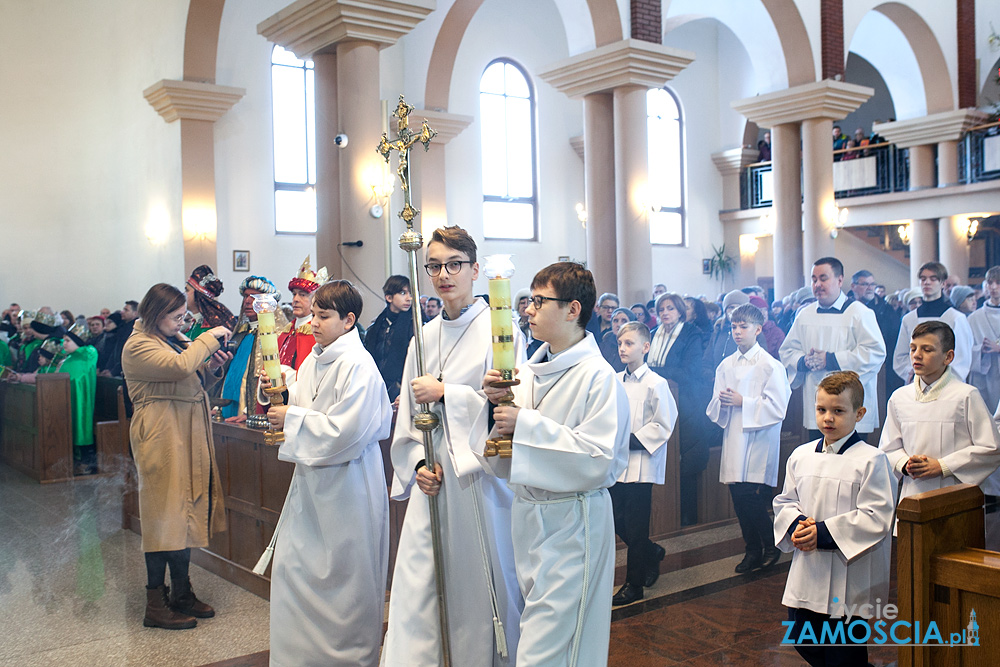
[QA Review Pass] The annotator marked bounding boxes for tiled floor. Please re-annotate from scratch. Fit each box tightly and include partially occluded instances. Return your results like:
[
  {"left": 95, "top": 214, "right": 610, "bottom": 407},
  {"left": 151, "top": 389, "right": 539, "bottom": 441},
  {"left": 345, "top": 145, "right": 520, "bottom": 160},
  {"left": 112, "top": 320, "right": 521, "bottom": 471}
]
[{"left": 22, "top": 460, "right": 1000, "bottom": 666}]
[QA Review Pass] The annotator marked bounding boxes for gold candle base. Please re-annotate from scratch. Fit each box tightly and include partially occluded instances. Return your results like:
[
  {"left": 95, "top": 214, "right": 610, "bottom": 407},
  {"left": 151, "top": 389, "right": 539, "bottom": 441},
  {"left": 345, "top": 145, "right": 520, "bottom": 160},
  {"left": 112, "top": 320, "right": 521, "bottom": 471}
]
[
  {"left": 484, "top": 378, "right": 520, "bottom": 458},
  {"left": 263, "top": 385, "right": 287, "bottom": 446}
]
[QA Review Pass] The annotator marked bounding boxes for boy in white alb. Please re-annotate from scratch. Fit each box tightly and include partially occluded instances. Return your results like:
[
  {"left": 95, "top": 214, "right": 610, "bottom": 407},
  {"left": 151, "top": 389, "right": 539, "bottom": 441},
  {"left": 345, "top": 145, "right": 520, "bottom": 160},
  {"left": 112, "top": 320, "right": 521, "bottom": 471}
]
[
  {"left": 968, "top": 265, "right": 1000, "bottom": 411},
  {"left": 893, "top": 261, "right": 974, "bottom": 382},
  {"left": 609, "top": 321, "right": 677, "bottom": 606},
  {"left": 707, "top": 304, "right": 791, "bottom": 574},
  {"left": 484, "top": 262, "right": 630, "bottom": 667},
  {"left": 881, "top": 320, "right": 1000, "bottom": 505},
  {"left": 774, "top": 371, "right": 895, "bottom": 667},
  {"left": 260, "top": 280, "right": 393, "bottom": 667}
]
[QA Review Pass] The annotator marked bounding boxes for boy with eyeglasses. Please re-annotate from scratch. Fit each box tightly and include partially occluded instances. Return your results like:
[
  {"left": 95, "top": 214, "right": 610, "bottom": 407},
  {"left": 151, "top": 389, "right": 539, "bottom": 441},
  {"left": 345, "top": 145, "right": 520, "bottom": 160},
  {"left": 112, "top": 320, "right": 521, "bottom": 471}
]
[
  {"left": 893, "top": 261, "right": 974, "bottom": 383},
  {"left": 484, "top": 262, "right": 630, "bottom": 666},
  {"left": 381, "top": 226, "right": 524, "bottom": 667}
]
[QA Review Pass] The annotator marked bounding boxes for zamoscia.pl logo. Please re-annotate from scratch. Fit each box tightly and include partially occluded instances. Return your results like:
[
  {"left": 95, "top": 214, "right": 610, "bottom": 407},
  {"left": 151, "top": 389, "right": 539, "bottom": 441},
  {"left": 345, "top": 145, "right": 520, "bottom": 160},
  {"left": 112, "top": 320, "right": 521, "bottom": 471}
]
[{"left": 781, "top": 599, "right": 980, "bottom": 647}]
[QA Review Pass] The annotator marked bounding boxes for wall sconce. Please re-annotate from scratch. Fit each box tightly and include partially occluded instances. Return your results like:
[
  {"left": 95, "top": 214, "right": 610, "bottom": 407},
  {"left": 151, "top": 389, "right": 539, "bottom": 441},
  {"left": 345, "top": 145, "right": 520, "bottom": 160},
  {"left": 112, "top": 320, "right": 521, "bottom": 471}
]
[
  {"left": 369, "top": 163, "right": 395, "bottom": 219},
  {"left": 897, "top": 223, "right": 911, "bottom": 246},
  {"left": 966, "top": 217, "right": 981, "bottom": 243},
  {"left": 183, "top": 206, "right": 216, "bottom": 242},
  {"left": 739, "top": 234, "right": 760, "bottom": 255},
  {"left": 829, "top": 205, "right": 848, "bottom": 239},
  {"left": 575, "top": 203, "right": 588, "bottom": 228},
  {"left": 146, "top": 205, "right": 170, "bottom": 245}
]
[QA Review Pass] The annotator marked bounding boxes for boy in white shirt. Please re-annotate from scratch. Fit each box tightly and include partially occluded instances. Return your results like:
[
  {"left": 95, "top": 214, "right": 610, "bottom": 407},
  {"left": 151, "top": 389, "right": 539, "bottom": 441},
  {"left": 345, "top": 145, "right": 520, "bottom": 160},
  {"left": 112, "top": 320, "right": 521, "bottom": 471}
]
[
  {"left": 968, "top": 265, "right": 1000, "bottom": 410},
  {"left": 609, "top": 321, "right": 677, "bottom": 606},
  {"left": 707, "top": 304, "right": 791, "bottom": 574},
  {"left": 774, "top": 371, "right": 895, "bottom": 667},
  {"left": 880, "top": 320, "right": 1000, "bottom": 503}
]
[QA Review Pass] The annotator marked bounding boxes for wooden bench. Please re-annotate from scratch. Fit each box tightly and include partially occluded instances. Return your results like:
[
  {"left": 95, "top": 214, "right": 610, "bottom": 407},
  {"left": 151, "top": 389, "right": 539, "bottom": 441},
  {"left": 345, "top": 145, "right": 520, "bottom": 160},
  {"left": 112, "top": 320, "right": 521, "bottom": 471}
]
[{"left": 0, "top": 373, "right": 73, "bottom": 483}]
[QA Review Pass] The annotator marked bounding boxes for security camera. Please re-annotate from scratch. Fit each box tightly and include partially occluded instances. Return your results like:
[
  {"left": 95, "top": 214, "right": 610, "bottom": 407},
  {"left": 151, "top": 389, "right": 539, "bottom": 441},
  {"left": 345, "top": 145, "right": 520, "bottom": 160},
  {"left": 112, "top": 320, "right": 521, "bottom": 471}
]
[{"left": 334, "top": 133, "right": 349, "bottom": 147}]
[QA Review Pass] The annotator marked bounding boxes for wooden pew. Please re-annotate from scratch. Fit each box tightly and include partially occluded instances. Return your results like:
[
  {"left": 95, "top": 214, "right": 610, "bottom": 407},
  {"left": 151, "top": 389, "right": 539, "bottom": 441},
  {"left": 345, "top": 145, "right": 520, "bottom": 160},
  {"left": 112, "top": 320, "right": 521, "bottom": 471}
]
[
  {"left": 897, "top": 484, "right": 997, "bottom": 667},
  {"left": 0, "top": 373, "right": 73, "bottom": 483}
]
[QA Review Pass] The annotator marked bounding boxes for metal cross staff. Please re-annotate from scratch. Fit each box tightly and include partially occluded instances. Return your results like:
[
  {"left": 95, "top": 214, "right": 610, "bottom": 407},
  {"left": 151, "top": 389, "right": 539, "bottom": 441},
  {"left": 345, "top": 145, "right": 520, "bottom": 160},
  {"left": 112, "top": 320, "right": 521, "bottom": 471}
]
[{"left": 376, "top": 95, "right": 452, "bottom": 666}]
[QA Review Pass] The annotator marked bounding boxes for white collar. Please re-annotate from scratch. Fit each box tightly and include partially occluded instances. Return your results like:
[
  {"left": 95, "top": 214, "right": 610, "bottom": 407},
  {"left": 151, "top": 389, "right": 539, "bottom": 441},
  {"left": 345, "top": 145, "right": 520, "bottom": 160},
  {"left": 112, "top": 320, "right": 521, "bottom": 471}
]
[
  {"left": 816, "top": 292, "right": 848, "bottom": 311},
  {"left": 623, "top": 363, "right": 649, "bottom": 381},
  {"left": 735, "top": 343, "right": 762, "bottom": 361},
  {"left": 530, "top": 333, "right": 599, "bottom": 376},
  {"left": 311, "top": 327, "right": 361, "bottom": 364},
  {"left": 823, "top": 431, "right": 854, "bottom": 454}
]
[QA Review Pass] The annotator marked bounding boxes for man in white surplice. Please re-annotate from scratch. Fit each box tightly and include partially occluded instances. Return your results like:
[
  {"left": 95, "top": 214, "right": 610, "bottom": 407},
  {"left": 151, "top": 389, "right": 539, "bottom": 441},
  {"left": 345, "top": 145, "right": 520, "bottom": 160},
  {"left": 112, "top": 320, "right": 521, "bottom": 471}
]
[
  {"left": 486, "top": 262, "right": 629, "bottom": 667},
  {"left": 779, "top": 257, "right": 886, "bottom": 436},
  {"left": 261, "top": 281, "right": 393, "bottom": 667},
  {"left": 880, "top": 320, "right": 1000, "bottom": 508},
  {"left": 893, "top": 261, "right": 974, "bottom": 383},
  {"left": 381, "top": 227, "right": 524, "bottom": 667}
]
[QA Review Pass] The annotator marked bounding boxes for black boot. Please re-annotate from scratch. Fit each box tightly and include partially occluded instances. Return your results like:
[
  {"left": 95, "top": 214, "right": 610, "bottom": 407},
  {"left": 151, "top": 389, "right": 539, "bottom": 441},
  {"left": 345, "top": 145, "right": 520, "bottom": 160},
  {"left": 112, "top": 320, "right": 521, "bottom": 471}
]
[
  {"left": 169, "top": 578, "right": 215, "bottom": 618},
  {"left": 734, "top": 550, "right": 763, "bottom": 574},
  {"left": 144, "top": 586, "right": 196, "bottom": 629}
]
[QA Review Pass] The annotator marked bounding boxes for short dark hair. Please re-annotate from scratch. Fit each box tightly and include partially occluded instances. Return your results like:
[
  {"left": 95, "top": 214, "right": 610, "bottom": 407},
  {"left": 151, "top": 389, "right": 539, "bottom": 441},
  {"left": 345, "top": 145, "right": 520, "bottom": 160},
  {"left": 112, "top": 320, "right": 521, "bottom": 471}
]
[
  {"left": 137, "top": 284, "right": 185, "bottom": 333},
  {"left": 730, "top": 303, "right": 764, "bottom": 327},
  {"left": 813, "top": 257, "right": 844, "bottom": 278},
  {"left": 654, "top": 293, "right": 687, "bottom": 323},
  {"left": 426, "top": 296, "right": 442, "bottom": 307},
  {"left": 912, "top": 320, "right": 955, "bottom": 353},
  {"left": 918, "top": 261, "right": 948, "bottom": 281},
  {"left": 817, "top": 371, "right": 864, "bottom": 411},
  {"left": 851, "top": 270, "right": 874, "bottom": 284},
  {"left": 313, "top": 280, "right": 362, "bottom": 329},
  {"left": 429, "top": 226, "right": 477, "bottom": 264},
  {"left": 382, "top": 275, "right": 410, "bottom": 297},
  {"left": 530, "top": 262, "right": 596, "bottom": 331},
  {"left": 125, "top": 300, "right": 139, "bottom": 310}
]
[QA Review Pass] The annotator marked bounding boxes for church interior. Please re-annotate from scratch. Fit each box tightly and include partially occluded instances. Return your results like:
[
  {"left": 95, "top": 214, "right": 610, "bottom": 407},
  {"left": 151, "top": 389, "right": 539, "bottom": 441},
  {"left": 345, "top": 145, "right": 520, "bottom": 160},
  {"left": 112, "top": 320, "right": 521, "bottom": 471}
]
[{"left": 4, "top": 0, "right": 1000, "bottom": 665}]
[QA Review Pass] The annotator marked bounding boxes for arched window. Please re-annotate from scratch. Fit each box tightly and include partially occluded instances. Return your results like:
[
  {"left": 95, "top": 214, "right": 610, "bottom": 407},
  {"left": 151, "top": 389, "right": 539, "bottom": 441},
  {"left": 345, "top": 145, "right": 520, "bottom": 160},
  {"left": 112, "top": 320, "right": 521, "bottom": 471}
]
[
  {"left": 271, "top": 45, "right": 316, "bottom": 234},
  {"left": 480, "top": 60, "right": 537, "bottom": 240},
  {"left": 647, "top": 87, "right": 684, "bottom": 245}
]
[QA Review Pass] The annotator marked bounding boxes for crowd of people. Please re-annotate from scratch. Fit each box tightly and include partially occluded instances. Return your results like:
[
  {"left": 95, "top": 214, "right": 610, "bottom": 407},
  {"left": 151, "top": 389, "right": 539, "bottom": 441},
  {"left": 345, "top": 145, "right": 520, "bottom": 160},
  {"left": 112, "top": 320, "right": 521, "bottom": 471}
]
[{"left": 5, "top": 238, "right": 1000, "bottom": 666}]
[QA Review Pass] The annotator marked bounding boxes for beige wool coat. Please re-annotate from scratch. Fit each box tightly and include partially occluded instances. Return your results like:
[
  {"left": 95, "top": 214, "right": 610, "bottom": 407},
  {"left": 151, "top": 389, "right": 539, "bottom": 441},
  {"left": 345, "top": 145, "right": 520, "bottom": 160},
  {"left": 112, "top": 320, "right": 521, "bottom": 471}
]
[{"left": 122, "top": 321, "right": 226, "bottom": 552}]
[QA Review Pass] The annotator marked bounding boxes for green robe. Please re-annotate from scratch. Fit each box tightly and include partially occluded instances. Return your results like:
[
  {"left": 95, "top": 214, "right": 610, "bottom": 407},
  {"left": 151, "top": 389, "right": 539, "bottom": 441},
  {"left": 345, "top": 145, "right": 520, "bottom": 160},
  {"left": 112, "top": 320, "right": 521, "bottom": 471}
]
[
  {"left": 0, "top": 339, "right": 11, "bottom": 369},
  {"left": 19, "top": 337, "right": 42, "bottom": 371},
  {"left": 41, "top": 346, "right": 98, "bottom": 447}
]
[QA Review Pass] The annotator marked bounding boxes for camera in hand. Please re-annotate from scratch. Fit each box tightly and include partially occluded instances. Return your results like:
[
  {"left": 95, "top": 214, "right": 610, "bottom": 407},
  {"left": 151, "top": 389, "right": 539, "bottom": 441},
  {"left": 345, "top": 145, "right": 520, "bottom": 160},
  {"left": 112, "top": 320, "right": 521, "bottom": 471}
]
[{"left": 216, "top": 336, "right": 238, "bottom": 353}]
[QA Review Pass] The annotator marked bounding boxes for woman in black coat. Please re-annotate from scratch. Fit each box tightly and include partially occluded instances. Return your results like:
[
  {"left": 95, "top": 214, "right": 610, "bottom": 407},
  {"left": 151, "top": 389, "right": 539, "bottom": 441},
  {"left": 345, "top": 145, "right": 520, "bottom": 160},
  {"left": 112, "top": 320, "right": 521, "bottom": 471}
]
[{"left": 647, "top": 293, "right": 716, "bottom": 526}]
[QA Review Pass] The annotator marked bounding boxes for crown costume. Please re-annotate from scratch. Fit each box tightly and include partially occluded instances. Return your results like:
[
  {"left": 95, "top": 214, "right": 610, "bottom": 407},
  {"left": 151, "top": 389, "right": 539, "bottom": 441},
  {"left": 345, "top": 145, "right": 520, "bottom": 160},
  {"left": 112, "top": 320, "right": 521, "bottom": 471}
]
[{"left": 287, "top": 256, "right": 328, "bottom": 294}]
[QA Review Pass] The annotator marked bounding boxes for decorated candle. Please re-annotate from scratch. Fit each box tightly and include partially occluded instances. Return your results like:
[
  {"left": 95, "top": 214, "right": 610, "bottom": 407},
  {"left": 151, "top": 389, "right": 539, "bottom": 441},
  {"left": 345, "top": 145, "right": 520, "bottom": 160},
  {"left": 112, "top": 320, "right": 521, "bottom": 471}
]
[
  {"left": 485, "top": 255, "right": 516, "bottom": 376},
  {"left": 252, "top": 294, "right": 283, "bottom": 384}
]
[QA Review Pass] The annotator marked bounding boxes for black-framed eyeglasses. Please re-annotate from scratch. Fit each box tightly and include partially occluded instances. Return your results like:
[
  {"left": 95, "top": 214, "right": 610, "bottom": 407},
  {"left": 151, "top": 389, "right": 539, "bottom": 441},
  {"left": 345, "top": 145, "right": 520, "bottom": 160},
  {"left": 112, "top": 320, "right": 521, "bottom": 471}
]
[
  {"left": 424, "top": 261, "right": 473, "bottom": 277},
  {"left": 530, "top": 295, "right": 573, "bottom": 309}
]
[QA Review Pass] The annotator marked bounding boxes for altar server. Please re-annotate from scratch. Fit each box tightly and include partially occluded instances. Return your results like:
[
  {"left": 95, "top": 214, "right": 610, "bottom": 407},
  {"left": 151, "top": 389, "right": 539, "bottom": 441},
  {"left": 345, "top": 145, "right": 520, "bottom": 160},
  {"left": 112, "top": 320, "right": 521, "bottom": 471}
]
[
  {"left": 968, "top": 265, "right": 1000, "bottom": 410},
  {"left": 893, "top": 262, "right": 974, "bottom": 383},
  {"left": 261, "top": 279, "right": 392, "bottom": 667},
  {"left": 485, "top": 261, "right": 630, "bottom": 667},
  {"left": 381, "top": 226, "right": 524, "bottom": 667},
  {"left": 278, "top": 256, "right": 327, "bottom": 371},
  {"left": 708, "top": 304, "right": 790, "bottom": 574},
  {"left": 609, "top": 320, "right": 677, "bottom": 606},
  {"left": 774, "top": 372, "right": 895, "bottom": 667},
  {"left": 779, "top": 257, "right": 886, "bottom": 435},
  {"left": 880, "top": 320, "right": 1000, "bottom": 505}
]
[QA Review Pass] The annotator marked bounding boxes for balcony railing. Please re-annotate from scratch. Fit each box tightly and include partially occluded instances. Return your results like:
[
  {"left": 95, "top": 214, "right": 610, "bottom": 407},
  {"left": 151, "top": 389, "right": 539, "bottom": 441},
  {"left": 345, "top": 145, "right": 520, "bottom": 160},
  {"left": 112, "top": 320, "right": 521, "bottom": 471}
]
[{"left": 959, "top": 121, "right": 1000, "bottom": 184}]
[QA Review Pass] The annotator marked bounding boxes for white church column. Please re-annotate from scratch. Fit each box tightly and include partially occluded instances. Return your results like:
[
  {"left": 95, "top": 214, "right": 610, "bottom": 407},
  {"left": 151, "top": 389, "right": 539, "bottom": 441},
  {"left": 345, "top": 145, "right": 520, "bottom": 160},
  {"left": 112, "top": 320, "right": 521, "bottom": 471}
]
[
  {"left": 772, "top": 122, "right": 803, "bottom": 299},
  {"left": 539, "top": 39, "right": 694, "bottom": 303},
  {"left": 939, "top": 215, "right": 970, "bottom": 287},
  {"left": 258, "top": 0, "right": 434, "bottom": 316}
]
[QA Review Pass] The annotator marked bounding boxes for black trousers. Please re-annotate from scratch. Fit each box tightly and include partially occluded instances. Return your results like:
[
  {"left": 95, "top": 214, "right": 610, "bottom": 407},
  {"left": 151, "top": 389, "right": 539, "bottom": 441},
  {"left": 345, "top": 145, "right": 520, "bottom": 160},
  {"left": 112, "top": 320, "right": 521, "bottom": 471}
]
[
  {"left": 680, "top": 474, "right": 698, "bottom": 526},
  {"left": 787, "top": 607, "right": 869, "bottom": 667},
  {"left": 145, "top": 549, "right": 191, "bottom": 589},
  {"left": 608, "top": 482, "right": 654, "bottom": 586},
  {"left": 729, "top": 482, "right": 774, "bottom": 555}
]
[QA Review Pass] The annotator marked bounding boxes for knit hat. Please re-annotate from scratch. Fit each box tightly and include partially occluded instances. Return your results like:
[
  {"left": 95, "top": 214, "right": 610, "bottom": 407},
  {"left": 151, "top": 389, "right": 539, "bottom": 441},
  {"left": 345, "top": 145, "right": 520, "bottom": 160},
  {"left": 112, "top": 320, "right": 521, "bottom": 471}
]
[
  {"left": 748, "top": 296, "right": 768, "bottom": 310},
  {"left": 904, "top": 288, "right": 923, "bottom": 306},
  {"left": 722, "top": 290, "right": 749, "bottom": 311},
  {"left": 950, "top": 285, "right": 975, "bottom": 310}
]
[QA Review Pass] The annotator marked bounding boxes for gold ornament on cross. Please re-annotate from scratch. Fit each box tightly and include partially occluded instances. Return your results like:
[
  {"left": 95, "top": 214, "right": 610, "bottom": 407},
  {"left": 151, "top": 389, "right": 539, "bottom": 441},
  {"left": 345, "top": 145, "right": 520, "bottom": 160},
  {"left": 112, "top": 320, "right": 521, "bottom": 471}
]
[{"left": 376, "top": 95, "right": 437, "bottom": 227}]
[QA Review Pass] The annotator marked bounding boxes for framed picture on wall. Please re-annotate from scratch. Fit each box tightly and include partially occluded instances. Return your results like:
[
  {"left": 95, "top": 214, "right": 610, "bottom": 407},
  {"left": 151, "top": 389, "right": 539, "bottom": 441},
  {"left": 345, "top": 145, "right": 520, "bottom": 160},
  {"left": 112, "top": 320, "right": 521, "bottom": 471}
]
[{"left": 233, "top": 250, "right": 250, "bottom": 272}]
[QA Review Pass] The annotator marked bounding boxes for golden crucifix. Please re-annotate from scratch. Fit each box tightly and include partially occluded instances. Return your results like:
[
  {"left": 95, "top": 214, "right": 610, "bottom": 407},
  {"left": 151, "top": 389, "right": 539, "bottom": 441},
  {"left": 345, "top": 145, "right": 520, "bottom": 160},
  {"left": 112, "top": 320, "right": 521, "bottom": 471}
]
[
  {"left": 375, "top": 96, "right": 452, "bottom": 666},
  {"left": 376, "top": 95, "right": 438, "bottom": 226}
]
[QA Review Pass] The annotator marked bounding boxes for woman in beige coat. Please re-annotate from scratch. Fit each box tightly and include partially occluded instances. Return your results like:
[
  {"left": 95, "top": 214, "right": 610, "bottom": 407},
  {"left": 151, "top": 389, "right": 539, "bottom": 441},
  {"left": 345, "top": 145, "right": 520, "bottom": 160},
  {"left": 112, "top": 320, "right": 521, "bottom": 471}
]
[{"left": 122, "top": 283, "right": 232, "bottom": 630}]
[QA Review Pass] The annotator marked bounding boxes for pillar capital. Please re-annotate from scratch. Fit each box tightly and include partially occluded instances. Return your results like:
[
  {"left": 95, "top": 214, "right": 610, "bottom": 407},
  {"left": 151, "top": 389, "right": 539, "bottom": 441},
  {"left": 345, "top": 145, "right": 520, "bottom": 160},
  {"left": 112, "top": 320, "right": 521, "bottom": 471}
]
[
  {"left": 143, "top": 79, "right": 245, "bottom": 123},
  {"left": 257, "top": 0, "right": 435, "bottom": 58},
  {"left": 732, "top": 80, "right": 873, "bottom": 128},
  {"left": 570, "top": 135, "right": 585, "bottom": 160},
  {"left": 412, "top": 109, "right": 472, "bottom": 144},
  {"left": 538, "top": 39, "right": 694, "bottom": 98},
  {"left": 873, "top": 109, "right": 989, "bottom": 149},
  {"left": 711, "top": 147, "right": 759, "bottom": 176}
]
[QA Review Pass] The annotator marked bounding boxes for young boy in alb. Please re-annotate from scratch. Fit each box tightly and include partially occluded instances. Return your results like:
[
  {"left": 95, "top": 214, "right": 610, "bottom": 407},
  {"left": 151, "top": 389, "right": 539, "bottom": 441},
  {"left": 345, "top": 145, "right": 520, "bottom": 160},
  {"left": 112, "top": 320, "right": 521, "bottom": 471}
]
[
  {"left": 609, "top": 321, "right": 677, "bottom": 606},
  {"left": 968, "top": 265, "right": 1000, "bottom": 410},
  {"left": 259, "top": 280, "right": 393, "bottom": 667},
  {"left": 880, "top": 320, "right": 1000, "bottom": 505},
  {"left": 773, "top": 371, "right": 895, "bottom": 667},
  {"left": 485, "top": 262, "right": 630, "bottom": 666},
  {"left": 707, "top": 304, "right": 791, "bottom": 574}
]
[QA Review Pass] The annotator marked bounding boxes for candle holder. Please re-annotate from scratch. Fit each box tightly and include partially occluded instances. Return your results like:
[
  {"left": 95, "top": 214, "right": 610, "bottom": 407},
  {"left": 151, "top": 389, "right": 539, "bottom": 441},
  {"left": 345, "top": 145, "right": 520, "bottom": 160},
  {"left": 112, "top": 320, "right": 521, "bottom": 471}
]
[
  {"left": 253, "top": 294, "right": 287, "bottom": 445},
  {"left": 484, "top": 254, "right": 519, "bottom": 459}
]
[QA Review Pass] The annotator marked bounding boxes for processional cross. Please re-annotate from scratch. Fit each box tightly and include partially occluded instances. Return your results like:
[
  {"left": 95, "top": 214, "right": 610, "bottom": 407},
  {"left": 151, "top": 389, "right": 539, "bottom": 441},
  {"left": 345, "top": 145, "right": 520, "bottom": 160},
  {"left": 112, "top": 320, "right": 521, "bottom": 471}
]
[{"left": 375, "top": 96, "right": 454, "bottom": 666}]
